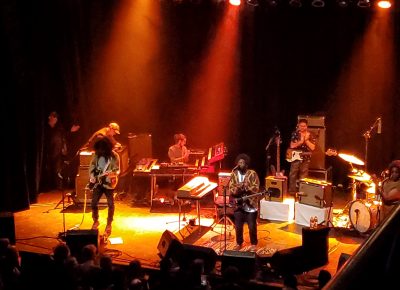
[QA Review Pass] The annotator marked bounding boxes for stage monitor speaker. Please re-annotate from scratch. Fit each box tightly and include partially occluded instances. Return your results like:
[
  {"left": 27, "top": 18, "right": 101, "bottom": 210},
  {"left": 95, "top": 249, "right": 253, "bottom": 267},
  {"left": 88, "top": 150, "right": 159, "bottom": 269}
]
[
  {"left": 65, "top": 229, "right": 99, "bottom": 261},
  {"left": 221, "top": 250, "right": 257, "bottom": 279},
  {"left": 302, "top": 226, "right": 330, "bottom": 268},
  {"left": 337, "top": 252, "right": 351, "bottom": 272},
  {"left": 265, "top": 176, "right": 287, "bottom": 202},
  {"left": 157, "top": 230, "right": 182, "bottom": 259},
  {"left": 0, "top": 212, "right": 16, "bottom": 245},
  {"left": 271, "top": 246, "right": 306, "bottom": 275},
  {"left": 128, "top": 133, "right": 152, "bottom": 164},
  {"left": 180, "top": 244, "right": 218, "bottom": 274},
  {"left": 298, "top": 179, "right": 332, "bottom": 208}
]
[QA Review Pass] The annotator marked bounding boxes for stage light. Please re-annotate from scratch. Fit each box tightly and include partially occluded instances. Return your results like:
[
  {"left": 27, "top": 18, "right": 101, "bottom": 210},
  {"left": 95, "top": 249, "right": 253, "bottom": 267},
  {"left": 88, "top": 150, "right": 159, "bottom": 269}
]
[
  {"left": 377, "top": 0, "right": 391, "bottom": 8},
  {"left": 357, "top": 0, "right": 371, "bottom": 7},
  {"left": 229, "top": 0, "right": 241, "bottom": 5},
  {"left": 336, "top": 0, "right": 349, "bottom": 7},
  {"left": 311, "top": 0, "right": 325, "bottom": 7},
  {"left": 267, "top": 0, "right": 280, "bottom": 7},
  {"left": 289, "top": 0, "right": 302, "bottom": 8}
]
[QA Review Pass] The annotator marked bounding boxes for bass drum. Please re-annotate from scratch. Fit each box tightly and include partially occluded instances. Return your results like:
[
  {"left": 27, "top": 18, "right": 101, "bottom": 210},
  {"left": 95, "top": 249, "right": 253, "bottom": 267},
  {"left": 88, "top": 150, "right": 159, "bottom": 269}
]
[{"left": 349, "top": 200, "right": 379, "bottom": 233}]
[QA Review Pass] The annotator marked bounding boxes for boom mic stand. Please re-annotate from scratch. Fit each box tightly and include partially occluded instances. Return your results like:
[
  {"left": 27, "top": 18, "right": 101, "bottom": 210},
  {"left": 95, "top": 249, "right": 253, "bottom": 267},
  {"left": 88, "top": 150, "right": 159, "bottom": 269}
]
[{"left": 362, "top": 117, "right": 381, "bottom": 172}]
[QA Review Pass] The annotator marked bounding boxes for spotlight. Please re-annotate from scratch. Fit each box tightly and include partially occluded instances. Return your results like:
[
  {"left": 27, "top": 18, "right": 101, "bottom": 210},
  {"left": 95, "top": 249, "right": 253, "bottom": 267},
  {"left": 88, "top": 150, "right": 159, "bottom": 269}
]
[
  {"left": 289, "top": 0, "right": 302, "bottom": 8},
  {"left": 357, "top": 0, "right": 371, "bottom": 7},
  {"left": 311, "top": 0, "right": 325, "bottom": 7},
  {"left": 377, "top": 0, "right": 391, "bottom": 8},
  {"left": 336, "top": 0, "right": 349, "bottom": 7},
  {"left": 267, "top": 0, "right": 279, "bottom": 7}
]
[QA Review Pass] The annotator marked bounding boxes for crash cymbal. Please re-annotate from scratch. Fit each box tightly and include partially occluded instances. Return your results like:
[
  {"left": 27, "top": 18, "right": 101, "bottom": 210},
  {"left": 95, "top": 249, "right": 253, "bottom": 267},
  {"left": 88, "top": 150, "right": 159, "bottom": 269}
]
[{"left": 338, "top": 153, "right": 365, "bottom": 166}]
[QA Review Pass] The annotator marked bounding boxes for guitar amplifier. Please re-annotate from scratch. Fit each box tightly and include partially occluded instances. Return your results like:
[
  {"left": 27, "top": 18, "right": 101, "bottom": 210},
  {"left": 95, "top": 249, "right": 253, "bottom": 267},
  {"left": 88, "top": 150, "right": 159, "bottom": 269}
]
[
  {"left": 74, "top": 172, "right": 107, "bottom": 205},
  {"left": 298, "top": 178, "right": 332, "bottom": 208},
  {"left": 115, "top": 145, "right": 130, "bottom": 176},
  {"left": 265, "top": 176, "right": 287, "bottom": 202}
]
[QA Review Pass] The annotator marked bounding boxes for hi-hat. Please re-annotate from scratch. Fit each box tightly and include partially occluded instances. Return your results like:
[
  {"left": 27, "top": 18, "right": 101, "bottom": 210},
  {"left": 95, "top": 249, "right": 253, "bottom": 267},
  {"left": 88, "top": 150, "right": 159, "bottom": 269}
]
[
  {"left": 338, "top": 153, "right": 365, "bottom": 165},
  {"left": 348, "top": 171, "right": 371, "bottom": 182}
]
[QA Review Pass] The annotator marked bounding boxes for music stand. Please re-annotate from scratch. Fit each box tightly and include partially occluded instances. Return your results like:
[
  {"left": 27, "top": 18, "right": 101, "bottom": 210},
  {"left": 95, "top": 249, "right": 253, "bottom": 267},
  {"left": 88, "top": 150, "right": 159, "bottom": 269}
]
[{"left": 212, "top": 184, "right": 234, "bottom": 251}]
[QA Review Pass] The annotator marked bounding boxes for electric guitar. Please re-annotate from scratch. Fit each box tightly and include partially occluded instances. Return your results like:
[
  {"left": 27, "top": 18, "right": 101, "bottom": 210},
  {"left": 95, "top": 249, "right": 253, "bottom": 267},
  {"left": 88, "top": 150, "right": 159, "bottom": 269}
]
[
  {"left": 232, "top": 190, "right": 268, "bottom": 213},
  {"left": 286, "top": 148, "right": 312, "bottom": 162},
  {"left": 87, "top": 171, "right": 119, "bottom": 190}
]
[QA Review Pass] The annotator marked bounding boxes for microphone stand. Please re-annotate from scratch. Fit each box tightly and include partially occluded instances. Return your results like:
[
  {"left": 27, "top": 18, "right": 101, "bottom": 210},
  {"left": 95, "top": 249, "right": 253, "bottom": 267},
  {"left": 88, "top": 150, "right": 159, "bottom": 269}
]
[
  {"left": 265, "top": 136, "right": 274, "bottom": 176},
  {"left": 362, "top": 118, "right": 380, "bottom": 172}
]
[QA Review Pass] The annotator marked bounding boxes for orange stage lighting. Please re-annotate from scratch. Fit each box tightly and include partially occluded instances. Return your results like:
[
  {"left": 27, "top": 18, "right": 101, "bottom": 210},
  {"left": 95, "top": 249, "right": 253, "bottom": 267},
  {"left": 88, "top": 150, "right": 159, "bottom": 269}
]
[
  {"left": 377, "top": 0, "right": 391, "bottom": 8},
  {"left": 229, "top": 0, "right": 241, "bottom": 6}
]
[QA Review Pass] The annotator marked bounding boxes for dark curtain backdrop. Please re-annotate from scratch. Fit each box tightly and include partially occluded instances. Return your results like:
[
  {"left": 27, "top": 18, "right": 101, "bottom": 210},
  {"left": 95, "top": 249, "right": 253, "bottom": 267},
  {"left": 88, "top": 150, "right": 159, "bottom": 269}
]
[{"left": 2, "top": 0, "right": 400, "bottom": 211}]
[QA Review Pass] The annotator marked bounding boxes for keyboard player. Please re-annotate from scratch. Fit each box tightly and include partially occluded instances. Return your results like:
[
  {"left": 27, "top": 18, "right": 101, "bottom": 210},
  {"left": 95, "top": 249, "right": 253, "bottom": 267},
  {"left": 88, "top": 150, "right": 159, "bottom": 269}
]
[{"left": 168, "top": 133, "right": 189, "bottom": 164}]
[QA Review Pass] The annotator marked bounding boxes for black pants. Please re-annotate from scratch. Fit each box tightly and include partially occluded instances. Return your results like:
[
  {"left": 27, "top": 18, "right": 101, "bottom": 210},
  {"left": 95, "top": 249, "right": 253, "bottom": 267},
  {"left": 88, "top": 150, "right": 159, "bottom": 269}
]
[
  {"left": 91, "top": 185, "right": 115, "bottom": 225},
  {"left": 289, "top": 159, "right": 310, "bottom": 192},
  {"left": 233, "top": 209, "right": 258, "bottom": 246}
]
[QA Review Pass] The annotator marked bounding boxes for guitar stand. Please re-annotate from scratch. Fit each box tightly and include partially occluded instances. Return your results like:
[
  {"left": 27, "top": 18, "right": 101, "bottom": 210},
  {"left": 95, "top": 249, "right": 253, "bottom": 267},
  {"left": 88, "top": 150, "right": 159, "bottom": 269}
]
[{"left": 324, "top": 201, "right": 335, "bottom": 228}]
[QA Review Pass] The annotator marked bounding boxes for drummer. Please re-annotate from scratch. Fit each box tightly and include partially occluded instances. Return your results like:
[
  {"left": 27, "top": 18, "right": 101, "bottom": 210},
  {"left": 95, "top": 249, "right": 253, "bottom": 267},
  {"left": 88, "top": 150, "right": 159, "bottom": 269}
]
[{"left": 380, "top": 160, "right": 400, "bottom": 220}]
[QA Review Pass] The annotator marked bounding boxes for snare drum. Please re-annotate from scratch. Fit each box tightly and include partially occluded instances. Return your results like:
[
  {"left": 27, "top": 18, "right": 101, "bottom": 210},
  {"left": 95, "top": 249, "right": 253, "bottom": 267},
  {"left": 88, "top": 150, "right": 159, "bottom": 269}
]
[{"left": 349, "top": 200, "right": 379, "bottom": 233}]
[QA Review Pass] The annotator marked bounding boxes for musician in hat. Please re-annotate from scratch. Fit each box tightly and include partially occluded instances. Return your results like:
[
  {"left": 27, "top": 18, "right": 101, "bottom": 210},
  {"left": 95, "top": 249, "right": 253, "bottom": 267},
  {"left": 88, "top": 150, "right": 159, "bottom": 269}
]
[{"left": 83, "top": 122, "right": 122, "bottom": 151}]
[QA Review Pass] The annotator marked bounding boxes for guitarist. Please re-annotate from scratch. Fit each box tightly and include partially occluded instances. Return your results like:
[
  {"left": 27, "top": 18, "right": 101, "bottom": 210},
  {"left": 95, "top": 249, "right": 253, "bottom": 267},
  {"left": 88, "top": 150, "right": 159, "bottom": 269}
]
[
  {"left": 288, "top": 118, "right": 316, "bottom": 193},
  {"left": 89, "top": 138, "right": 120, "bottom": 237},
  {"left": 228, "top": 153, "right": 260, "bottom": 251}
]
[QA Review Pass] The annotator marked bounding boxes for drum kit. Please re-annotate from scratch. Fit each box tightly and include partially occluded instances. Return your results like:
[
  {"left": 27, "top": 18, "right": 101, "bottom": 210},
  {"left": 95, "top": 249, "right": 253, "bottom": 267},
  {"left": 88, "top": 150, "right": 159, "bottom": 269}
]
[{"left": 334, "top": 152, "right": 382, "bottom": 234}]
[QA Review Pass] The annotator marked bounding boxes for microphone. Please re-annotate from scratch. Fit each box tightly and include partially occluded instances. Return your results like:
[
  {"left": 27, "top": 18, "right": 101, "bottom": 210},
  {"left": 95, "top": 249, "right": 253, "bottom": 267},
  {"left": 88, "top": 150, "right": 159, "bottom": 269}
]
[
  {"left": 377, "top": 117, "right": 382, "bottom": 134},
  {"left": 232, "top": 164, "right": 239, "bottom": 171}
]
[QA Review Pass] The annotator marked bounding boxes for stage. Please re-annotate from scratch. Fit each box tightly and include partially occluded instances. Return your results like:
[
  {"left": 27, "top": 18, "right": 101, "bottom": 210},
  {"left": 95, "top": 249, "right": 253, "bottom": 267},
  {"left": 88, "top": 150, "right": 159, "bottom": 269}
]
[{"left": 12, "top": 189, "right": 367, "bottom": 284}]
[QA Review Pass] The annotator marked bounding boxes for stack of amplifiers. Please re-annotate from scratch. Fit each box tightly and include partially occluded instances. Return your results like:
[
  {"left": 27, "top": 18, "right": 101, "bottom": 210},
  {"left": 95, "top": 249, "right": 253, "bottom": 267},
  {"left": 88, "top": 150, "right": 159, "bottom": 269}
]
[
  {"left": 298, "top": 178, "right": 332, "bottom": 208},
  {"left": 265, "top": 176, "right": 287, "bottom": 202}
]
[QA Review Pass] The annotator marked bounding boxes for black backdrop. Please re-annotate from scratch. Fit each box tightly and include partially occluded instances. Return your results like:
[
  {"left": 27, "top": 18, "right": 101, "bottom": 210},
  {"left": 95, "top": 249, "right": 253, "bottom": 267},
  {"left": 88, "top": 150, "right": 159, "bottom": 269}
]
[{"left": 2, "top": 0, "right": 400, "bottom": 211}]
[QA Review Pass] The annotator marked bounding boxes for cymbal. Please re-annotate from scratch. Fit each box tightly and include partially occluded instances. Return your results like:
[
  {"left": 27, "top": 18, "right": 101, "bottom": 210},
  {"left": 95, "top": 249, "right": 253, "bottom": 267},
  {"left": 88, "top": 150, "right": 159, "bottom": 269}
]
[
  {"left": 338, "top": 153, "right": 365, "bottom": 165},
  {"left": 348, "top": 171, "right": 371, "bottom": 182}
]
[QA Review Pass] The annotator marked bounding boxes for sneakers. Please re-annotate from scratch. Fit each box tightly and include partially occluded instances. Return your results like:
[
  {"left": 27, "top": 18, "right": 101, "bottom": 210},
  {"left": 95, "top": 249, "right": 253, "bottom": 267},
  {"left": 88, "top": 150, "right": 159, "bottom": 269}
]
[
  {"left": 249, "top": 245, "right": 257, "bottom": 252},
  {"left": 233, "top": 244, "right": 242, "bottom": 251},
  {"left": 105, "top": 224, "right": 112, "bottom": 237},
  {"left": 92, "top": 220, "right": 99, "bottom": 230}
]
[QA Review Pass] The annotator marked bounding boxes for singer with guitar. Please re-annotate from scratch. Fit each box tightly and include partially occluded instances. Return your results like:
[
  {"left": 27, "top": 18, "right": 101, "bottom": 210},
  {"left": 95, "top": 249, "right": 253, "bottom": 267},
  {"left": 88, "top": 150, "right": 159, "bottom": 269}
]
[
  {"left": 228, "top": 153, "right": 260, "bottom": 251},
  {"left": 287, "top": 118, "right": 316, "bottom": 193},
  {"left": 89, "top": 138, "right": 120, "bottom": 237}
]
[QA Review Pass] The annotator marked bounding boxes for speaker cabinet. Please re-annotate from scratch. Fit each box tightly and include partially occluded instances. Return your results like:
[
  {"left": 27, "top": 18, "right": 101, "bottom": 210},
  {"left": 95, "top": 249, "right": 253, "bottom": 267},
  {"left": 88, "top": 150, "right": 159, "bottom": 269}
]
[
  {"left": 65, "top": 229, "right": 99, "bottom": 260},
  {"left": 74, "top": 171, "right": 107, "bottom": 205},
  {"left": 180, "top": 244, "right": 218, "bottom": 274},
  {"left": 115, "top": 145, "right": 130, "bottom": 176},
  {"left": 265, "top": 176, "right": 287, "bottom": 202},
  {"left": 157, "top": 230, "right": 181, "bottom": 259},
  {"left": 298, "top": 179, "right": 332, "bottom": 208},
  {"left": 302, "top": 226, "right": 330, "bottom": 268},
  {"left": 221, "top": 250, "right": 257, "bottom": 279},
  {"left": 337, "top": 252, "right": 351, "bottom": 271},
  {"left": 0, "top": 212, "right": 16, "bottom": 245},
  {"left": 128, "top": 133, "right": 152, "bottom": 164}
]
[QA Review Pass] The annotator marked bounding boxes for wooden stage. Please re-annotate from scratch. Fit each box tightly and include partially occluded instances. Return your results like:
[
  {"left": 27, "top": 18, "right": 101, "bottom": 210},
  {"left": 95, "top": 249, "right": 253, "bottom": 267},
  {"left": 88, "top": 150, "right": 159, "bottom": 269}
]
[{"left": 13, "top": 189, "right": 368, "bottom": 284}]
